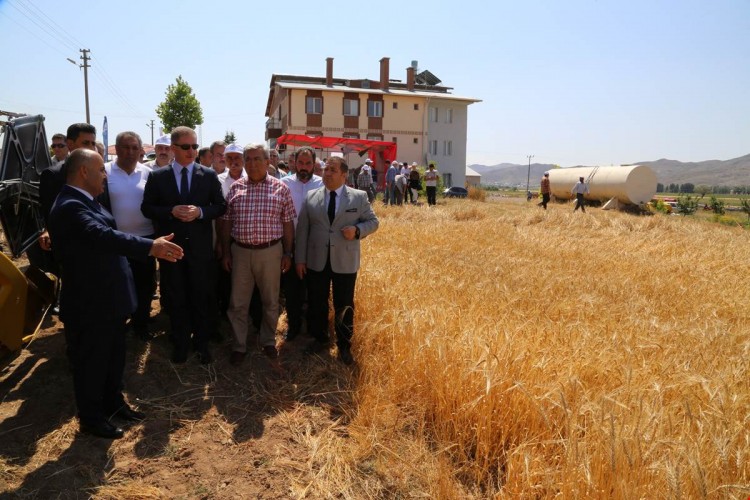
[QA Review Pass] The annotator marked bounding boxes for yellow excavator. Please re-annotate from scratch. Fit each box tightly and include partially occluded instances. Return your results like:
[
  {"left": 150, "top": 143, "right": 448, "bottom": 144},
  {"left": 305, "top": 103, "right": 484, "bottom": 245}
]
[{"left": 0, "top": 114, "right": 58, "bottom": 360}]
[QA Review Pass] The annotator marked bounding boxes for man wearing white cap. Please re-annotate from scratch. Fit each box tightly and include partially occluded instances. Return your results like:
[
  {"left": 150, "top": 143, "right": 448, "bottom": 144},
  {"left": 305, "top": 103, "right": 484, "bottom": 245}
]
[
  {"left": 146, "top": 134, "right": 173, "bottom": 170},
  {"left": 357, "top": 159, "right": 374, "bottom": 203},
  {"left": 214, "top": 144, "right": 247, "bottom": 332}
]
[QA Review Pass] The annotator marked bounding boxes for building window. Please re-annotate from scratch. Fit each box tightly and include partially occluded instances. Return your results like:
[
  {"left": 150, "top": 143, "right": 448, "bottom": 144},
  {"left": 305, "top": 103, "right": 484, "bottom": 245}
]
[
  {"left": 392, "top": 137, "right": 397, "bottom": 143},
  {"left": 343, "top": 133, "right": 359, "bottom": 139},
  {"left": 429, "top": 106, "right": 438, "bottom": 123},
  {"left": 446, "top": 109, "right": 453, "bottom": 124},
  {"left": 414, "top": 103, "right": 419, "bottom": 110},
  {"left": 366, "top": 134, "right": 383, "bottom": 141},
  {"left": 343, "top": 99, "right": 359, "bottom": 116},
  {"left": 443, "top": 140, "right": 453, "bottom": 156},
  {"left": 413, "top": 138, "right": 418, "bottom": 144},
  {"left": 429, "top": 140, "right": 438, "bottom": 155},
  {"left": 367, "top": 100, "right": 383, "bottom": 117},
  {"left": 392, "top": 102, "right": 398, "bottom": 109},
  {"left": 306, "top": 97, "right": 322, "bottom": 114},
  {"left": 443, "top": 173, "right": 452, "bottom": 188}
]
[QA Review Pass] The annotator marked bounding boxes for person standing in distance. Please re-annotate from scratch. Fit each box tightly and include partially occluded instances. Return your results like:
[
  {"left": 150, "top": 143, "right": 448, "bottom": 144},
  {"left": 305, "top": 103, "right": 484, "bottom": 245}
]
[{"left": 571, "top": 176, "right": 589, "bottom": 212}]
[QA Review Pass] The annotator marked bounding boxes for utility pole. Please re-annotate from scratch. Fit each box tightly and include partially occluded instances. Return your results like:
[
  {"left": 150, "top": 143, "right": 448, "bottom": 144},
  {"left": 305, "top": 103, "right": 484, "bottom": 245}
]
[
  {"left": 146, "top": 119, "right": 155, "bottom": 145},
  {"left": 526, "top": 154, "right": 534, "bottom": 201},
  {"left": 67, "top": 49, "right": 91, "bottom": 123}
]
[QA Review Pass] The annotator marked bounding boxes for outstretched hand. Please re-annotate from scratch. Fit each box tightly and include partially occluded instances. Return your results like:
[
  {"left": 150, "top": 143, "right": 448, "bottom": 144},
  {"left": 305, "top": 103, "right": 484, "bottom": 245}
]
[{"left": 150, "top": 233, "right": 184, "bottom": 262}]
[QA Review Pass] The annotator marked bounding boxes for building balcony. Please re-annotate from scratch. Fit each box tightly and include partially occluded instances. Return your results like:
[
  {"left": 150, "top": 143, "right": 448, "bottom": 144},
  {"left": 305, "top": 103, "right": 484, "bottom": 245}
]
[{"left": 265, "top": 118, "right": 282, "bottom": 141}]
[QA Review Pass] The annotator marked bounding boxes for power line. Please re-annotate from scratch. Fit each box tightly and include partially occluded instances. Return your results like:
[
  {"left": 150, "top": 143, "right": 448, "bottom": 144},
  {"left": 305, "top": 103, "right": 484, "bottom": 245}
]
[
  {"left": 7, "top": 0, "right": 84, "bottom": 51},
  {"left": 5, "top": 0, "right": 79, "bottom": 53}
]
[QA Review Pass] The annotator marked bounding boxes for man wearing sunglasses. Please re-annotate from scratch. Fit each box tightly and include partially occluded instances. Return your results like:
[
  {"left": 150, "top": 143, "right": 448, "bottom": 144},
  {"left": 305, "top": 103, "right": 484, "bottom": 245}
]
[
  {"left": 50, "top": 133, "right": 68, "bottom": 166},
  {"left": 141, "top": 127, "right": 226, "bottom": 364}
]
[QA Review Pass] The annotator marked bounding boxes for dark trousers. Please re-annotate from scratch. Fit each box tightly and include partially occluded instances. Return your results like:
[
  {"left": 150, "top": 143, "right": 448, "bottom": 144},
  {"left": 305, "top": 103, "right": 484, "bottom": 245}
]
[
  {"left": 306, "top": 259, "right": 357, "bottom": 349},
  {"left": 162, "top": 256, "right": 216, "bottom": 354},
  {"left": 426, "top": 186, "right": 437, "bottom": 205},
  {"left": 281, "top": 256, "right": 306, "bottom": 335},
  {"left": 574, "top": 193, "right": 586, "bottom": 212},
  {"left": 65, "top": 317, "right": 128, "bottom": 423},
  {"left": 538, "top": 193, "right": 550, "bottom": 209},
  {"left": 127, "top": 254, "right": 156, "bottom": 333}
]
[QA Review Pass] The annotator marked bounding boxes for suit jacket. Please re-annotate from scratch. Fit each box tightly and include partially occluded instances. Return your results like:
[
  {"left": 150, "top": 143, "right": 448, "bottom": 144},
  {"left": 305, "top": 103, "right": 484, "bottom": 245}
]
[
  {"left": 140, "top": 162, "right": 226, "bottom": 260},
  {"left": 48, "top": 185, "right": 153, "bottom": 324},
  {"left": 40, "top": 162, "right": 66, "bottom": 227},
  {"left": 295, "top": 186, "right": 378, "bottom": 274}
]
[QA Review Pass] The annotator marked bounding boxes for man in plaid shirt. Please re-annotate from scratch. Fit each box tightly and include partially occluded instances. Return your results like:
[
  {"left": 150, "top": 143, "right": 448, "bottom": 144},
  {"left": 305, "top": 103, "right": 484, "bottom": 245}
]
[{"left": 220, "top": 144, "right": 295, "bottom": 367}]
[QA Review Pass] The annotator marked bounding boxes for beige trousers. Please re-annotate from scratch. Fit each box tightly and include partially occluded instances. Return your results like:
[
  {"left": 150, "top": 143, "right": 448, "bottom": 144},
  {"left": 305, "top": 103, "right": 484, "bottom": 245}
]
[{"left": 227, "top": 242, "right": 281, "bottom": 352}]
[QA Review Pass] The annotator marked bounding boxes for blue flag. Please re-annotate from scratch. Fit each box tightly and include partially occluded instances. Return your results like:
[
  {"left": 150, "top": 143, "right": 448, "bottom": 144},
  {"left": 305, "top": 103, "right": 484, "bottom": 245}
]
[{"left": 102, "top": 116, "right": 109, "bottom": 162}]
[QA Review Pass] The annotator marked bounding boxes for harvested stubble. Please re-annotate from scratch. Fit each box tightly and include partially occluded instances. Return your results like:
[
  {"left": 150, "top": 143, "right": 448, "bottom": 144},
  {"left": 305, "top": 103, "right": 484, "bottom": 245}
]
[{"left": 320, "top": 200, "right": 750, "bottom": 498}]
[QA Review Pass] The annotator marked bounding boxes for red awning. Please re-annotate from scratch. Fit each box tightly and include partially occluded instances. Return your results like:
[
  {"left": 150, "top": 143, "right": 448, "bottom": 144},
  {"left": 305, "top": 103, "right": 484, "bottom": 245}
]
[{"left": 276, "top": 134, "right": 397, "bottom": 164}]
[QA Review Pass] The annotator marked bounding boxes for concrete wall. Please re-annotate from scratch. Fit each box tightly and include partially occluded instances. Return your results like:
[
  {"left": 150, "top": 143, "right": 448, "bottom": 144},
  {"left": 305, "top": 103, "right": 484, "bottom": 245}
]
[{"left": 426, "top": 98, "right": 468, "bottom": 188}]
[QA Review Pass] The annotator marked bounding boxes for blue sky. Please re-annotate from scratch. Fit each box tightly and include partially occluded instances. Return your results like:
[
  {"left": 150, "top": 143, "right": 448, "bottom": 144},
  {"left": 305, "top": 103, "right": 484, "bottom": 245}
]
[{"left": 1, "top": 0, "right": 748, "bottom": 167}]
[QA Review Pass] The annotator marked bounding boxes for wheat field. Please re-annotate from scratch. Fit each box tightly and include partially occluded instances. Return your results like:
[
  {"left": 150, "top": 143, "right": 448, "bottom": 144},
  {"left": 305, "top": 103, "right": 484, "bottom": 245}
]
[{"left": 303, "top": 198, "right": 750, "bottom": 498}]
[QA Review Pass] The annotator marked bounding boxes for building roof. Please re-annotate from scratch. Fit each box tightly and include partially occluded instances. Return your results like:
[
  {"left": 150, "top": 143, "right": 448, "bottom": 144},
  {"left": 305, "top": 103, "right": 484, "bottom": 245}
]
[
  {"left": 466, "top": 166, "right": 481, "bottom": 177},
  {"left": 266, "top": 74, "right": 481, "bottom": 116}
]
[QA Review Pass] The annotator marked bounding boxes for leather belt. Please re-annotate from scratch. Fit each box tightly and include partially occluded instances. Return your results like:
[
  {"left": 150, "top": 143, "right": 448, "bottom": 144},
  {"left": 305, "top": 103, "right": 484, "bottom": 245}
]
[{"left": 234, "top": 238, "right": 281, "bottom": 250}]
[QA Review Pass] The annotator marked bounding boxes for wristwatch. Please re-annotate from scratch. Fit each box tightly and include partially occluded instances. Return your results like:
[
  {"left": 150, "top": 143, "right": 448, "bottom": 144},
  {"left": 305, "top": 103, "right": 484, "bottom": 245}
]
[{"left": 354, "top": 226, "right": 360, "bottom": 239}]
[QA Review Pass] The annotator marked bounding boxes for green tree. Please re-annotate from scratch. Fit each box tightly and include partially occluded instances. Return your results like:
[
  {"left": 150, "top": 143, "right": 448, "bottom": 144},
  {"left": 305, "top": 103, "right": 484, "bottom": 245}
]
[
  {"left": 155, "top": 76, "right": 204, "bottom": 132},
  {"left": 739, "top": 198, "right": 750, "bottom": 223},
  {"left": 224, "top": 131, "right": 237, "bottom": 144},
  {"left": 680, "top": 183, "right": 694, "bottom": 193},
  {"left": 675, "top": 194, "right": 698, "bottom": 215},
  {"left": 709, "top": 195, "right": 725, "bottom": 215},
  {"left": 695, "top": 185, "right": 711, "bottom": 199}
]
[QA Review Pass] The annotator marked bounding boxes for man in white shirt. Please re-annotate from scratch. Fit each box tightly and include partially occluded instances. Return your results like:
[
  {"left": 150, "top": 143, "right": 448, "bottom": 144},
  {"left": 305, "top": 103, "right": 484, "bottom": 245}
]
[
  {"left": 571, "top": 176, "right": 589, "bottom": 212},
  {"left": 50, "top": 133, "right": 68, "bottom": 167},
  {"left": 103, "top": 131, "right": 156, "bottom": 340},
  {"left": 424, "top": 163, "right": 439, "bottom": 206},
  {"left": 146, "top": 134, "right": 173, "bottom": 169},
  {"left": 280, "top": 147, "right": 323, "bottom": 340},
  {"left": 214, "top": 144, "right": 247, "bottom": 336}
]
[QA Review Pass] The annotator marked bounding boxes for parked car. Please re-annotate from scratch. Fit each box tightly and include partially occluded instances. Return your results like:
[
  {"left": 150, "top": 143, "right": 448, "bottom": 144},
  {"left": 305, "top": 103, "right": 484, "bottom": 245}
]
[{"left": 443, "top": 186, "right": 468, "bottom": 198}]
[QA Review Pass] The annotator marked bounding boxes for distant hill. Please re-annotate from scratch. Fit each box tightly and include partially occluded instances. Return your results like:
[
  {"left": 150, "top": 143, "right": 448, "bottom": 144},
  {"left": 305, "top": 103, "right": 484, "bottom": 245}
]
[
  {"left": 468, "top": 163, "right": 558, "bottom": 187},
  {"left": 470, "top": 154, "right": 750, "bottom": 187}
]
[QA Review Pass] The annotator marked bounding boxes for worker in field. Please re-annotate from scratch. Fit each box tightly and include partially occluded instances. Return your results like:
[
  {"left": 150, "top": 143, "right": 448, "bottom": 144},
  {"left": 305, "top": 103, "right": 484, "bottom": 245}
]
[
  {"left": 538, "top": 172, "right": 551, "bottom": 209},
  {"left": 571, "top": 176, "right": 589, "bottom": 212}
]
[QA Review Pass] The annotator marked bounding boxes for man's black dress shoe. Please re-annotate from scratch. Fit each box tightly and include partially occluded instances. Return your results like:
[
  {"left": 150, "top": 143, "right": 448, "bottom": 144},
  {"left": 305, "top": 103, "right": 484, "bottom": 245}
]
[
  {"left": 80, "top": 420, "right": 124, "bottom": 439},
  {"left": 339, "top": 347, "right": 354, "bottom": 366},
  {"left": 113, "top": 406, "right": 146, "bottom": 422}
]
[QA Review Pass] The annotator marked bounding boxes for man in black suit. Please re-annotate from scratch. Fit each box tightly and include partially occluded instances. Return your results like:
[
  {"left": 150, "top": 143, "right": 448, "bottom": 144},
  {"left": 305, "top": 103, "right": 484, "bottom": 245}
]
[
  {"left": 38, "top": 123, "right": 98, "bottom": 255},
  {"left": 141, "top": 126, "right": 226, "bottom": 364},
  {"left": 48, "top": 149, "right": 184, "bottom": 439}
]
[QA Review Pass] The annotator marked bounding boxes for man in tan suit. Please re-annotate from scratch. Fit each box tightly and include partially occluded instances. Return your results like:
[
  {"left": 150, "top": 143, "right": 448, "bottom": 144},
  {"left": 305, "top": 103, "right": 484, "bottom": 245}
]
[{"left": 295, "top": 157, "right": 379, "bottom": 365}]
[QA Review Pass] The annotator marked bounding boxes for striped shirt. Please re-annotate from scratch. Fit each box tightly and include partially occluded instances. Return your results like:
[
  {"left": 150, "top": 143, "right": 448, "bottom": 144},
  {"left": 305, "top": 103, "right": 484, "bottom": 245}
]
[{"left": 222, "top": 175, "right": 295, "bottom": 245}]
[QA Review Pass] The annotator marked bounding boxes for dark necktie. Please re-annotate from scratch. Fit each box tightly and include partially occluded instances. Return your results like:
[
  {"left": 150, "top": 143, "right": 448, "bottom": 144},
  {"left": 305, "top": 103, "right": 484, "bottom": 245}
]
[
  {"left": 180, "top": 167, "right": 189, "bottom": 203},
  {"left": 328, "top": 190, "right": 336, "bottom": 224}
]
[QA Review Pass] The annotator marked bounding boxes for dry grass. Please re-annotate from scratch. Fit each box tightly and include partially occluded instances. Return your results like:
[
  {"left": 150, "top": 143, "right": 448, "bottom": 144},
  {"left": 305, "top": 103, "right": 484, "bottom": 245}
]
[
  {"left": 467, "top": 186, "right": 487, "bottom": 202},
  {"left": 308, "top": 200, "right": 750, "bottom": 498}
]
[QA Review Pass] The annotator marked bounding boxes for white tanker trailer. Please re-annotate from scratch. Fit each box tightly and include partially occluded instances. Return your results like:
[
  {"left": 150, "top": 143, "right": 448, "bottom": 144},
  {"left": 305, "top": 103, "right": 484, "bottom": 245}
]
[{"left": 548, "top": 165, "right": 657, "bottom": 208}]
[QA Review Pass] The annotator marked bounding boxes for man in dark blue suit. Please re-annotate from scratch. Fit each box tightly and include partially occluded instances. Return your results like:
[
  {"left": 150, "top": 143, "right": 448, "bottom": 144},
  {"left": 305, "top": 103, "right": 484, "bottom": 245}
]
[
  {"left": 141, "top": 126, "right": 226, "bottom": 364},
  {"left": 49, "top": 149, "right": 184, "bottom": 439}
]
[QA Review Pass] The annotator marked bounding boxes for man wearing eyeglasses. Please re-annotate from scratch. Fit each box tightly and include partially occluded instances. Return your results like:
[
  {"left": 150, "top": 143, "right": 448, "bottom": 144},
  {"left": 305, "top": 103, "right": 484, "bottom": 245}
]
[
  {"left": 50, "top": 133, "right": 68, "bottom": 166},
  {"left": 141, "top": 126, "right": 226, "bottom": 364}
]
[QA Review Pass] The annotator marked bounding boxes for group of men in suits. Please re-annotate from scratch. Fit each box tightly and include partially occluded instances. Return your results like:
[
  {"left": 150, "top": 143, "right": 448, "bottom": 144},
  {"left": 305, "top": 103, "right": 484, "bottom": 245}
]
[{"left": 40, "top": 123, "right": 379, "bottom": 438}]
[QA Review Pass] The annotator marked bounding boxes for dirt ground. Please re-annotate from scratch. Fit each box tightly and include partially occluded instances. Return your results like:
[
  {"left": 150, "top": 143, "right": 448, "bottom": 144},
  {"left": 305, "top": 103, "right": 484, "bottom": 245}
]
[{"left": 0, "top": 294, "right": 356, "bottom": 499}]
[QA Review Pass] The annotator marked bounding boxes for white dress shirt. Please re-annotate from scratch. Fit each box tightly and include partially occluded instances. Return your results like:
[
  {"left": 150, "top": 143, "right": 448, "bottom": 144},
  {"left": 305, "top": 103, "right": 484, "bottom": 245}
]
[
  {"left": 105, "top": 161, "right": 154, "bottom": 236},
  {"left": 281, "top": 173, "right": 323, "bottom": 228},
  {"left": 218, "top": 169, "right": 247, "bottom": 199}
]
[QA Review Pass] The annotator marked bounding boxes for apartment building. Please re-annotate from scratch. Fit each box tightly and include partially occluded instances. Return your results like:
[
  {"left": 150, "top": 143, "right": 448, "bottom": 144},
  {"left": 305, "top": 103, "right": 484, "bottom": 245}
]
[{"left": 265, "top": 57, "right": 480, "bottom": 187}]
